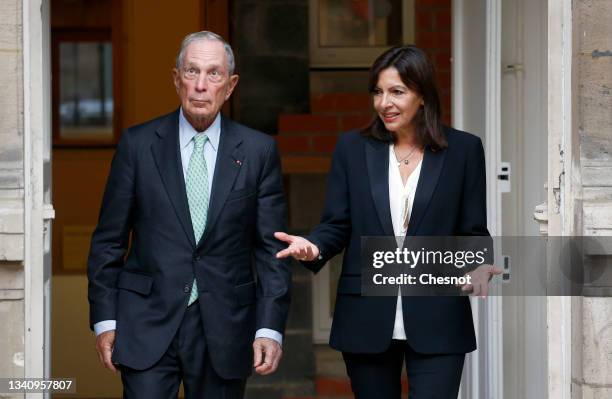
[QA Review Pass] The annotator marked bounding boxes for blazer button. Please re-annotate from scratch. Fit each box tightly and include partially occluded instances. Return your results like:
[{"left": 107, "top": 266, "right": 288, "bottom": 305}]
[
  {"left": 194, "top": 255, "right": 201, "bottom": 261},
  {"left": 184, "top": 284, "right": 191, "bottom": 293}
]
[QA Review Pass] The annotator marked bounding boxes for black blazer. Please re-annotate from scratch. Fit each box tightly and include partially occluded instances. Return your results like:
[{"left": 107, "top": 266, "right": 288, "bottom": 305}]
[
  {"left": 87, "top": 110, "right": 291, "bottom": 379},
  {"left": 305, "top": 127, "right": 488, "bottom": 355}
]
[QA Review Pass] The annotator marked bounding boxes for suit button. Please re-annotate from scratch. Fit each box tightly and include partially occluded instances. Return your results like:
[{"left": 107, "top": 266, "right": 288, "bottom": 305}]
[
  {"left": 184, "top": 284, "right": 191, "bottom": 293},
  {"left": 194, "top": 255, "right": 201, "bottom": 261}
]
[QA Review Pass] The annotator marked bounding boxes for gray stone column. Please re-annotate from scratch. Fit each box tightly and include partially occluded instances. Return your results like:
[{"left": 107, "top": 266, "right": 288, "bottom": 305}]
[
  {"left": 0, "top": 0, "right": 25, "bottom": 382},
  {"left": 574, "top": 1, "right": 612, "bottom": 398}
]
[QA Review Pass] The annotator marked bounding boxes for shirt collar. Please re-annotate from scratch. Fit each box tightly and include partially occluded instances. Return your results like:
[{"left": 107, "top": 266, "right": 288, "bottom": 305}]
[{"left": 178, "top": 108, "right": 221, "bottom": 151}]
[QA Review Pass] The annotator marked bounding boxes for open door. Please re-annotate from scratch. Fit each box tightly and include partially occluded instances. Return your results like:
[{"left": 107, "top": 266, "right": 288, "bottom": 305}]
[
  {"left": 453, "top": 0, "right": 549, "bottom": 397},
  {"left": 452, "top": 0, "right": 504, "bottom": 397}
]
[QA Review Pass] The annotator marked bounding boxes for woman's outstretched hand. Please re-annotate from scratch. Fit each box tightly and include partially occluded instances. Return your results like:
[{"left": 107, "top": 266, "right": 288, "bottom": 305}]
[
  {"left": 275, "top": 232, "right": 320, "bottom": 261},
  {"left": 460, "top": 264, "right": 503, "bottom": 297}
]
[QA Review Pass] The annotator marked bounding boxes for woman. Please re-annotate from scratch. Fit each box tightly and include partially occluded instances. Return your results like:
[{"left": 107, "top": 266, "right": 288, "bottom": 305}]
[{"left": 275, "top": 46, "right": 501, "bottom": 398}]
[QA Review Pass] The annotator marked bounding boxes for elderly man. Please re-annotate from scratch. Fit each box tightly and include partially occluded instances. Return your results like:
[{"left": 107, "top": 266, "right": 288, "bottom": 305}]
[{"left": 87, "top": 31, "right": 291, "bottom": 398}]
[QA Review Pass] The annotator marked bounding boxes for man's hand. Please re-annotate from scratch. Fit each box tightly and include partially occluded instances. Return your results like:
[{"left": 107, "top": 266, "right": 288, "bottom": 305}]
[
  {"left": 460, "top": 264, "right": 503, "bottom": 297},
  {"left": 274, "top": 232, "right": 319, "bottom": 261},
  {"left": 253, "top": 337, "right": 282, "bottom": 375},
  {"left": 95, "top": 330, "right": 117, "bottom": 372}
]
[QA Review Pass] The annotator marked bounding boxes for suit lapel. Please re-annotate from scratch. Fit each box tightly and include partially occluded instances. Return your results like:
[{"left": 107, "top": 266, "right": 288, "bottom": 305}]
[
  {"left": 365, "top": 138, "right": 395, "bottom": 237},
  {"left": 406, "top": 146, "right": 447, "bottom": 235},
  {"left": 198, "top": 115, "right": 244, "bottom": 247},
  {"left": 151, "top": 110, "right": 196, "bottom": 248}
]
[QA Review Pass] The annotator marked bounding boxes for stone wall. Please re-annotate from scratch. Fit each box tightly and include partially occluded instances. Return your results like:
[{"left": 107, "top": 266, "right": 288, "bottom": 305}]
[
  {"left": 0, "top": 0, "right": 24, "bottom": 382},
  {"left": 574, "top": 0, "right": 612, "bottom": 397}
]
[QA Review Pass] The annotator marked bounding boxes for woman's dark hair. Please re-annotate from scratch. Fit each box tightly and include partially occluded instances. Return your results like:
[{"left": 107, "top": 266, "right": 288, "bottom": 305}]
[{"left": 363, "top": 45, "right": 447, "bottom": 150}]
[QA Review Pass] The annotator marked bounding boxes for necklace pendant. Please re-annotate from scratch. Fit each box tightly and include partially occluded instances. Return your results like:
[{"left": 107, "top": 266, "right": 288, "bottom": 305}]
[{"left": 403, "top": 159, "right": 410, "bottom": 165}]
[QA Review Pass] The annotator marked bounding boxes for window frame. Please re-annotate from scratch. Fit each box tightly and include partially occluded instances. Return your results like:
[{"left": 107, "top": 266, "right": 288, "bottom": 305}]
[
  {"left": 309, "top": 0, "right": 416, "bottom": 68},
  {"left": 51, "top": 28, "right": 122, "bottom": 147}
]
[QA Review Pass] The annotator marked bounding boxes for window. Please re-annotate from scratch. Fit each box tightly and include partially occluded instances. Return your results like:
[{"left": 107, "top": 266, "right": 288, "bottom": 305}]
[
  {"left": 51, "top": 0, "right": 121, "bottom": 146},
  {"left": 309, "top": 0, "right": 416, "bottom": 68},
  {"left": 57, "top": 38, "right": 114, "bottom": 141}
]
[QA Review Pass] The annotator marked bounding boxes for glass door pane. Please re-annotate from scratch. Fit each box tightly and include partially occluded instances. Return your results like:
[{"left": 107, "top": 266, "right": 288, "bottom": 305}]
[{"left": 59, "top": 41, "right": 113, "bottom": 140}]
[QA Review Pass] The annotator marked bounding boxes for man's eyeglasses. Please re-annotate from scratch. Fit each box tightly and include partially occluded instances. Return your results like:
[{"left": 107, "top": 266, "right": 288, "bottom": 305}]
[{"left": 182, "top": 67, "right": 225, "bottom": 83}]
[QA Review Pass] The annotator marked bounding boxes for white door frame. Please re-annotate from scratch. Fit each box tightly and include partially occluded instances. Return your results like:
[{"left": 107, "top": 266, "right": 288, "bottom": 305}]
[
  {"left": 545, "top": 0, "right": 575, "bottom": 397},
  {"left": 452, "top": 0, "right": 504, "bottom": 397},
  {"left": 483, "top": 1, "right": 504, "bottom": 398},
  {"left": 23, "top": 0, "right": 54, "bottom": 394}
]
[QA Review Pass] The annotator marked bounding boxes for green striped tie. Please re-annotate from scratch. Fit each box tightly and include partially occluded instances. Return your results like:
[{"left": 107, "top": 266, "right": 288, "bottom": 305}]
[{"left": 186, "top": 133, "right": 209, "bottom": 306}]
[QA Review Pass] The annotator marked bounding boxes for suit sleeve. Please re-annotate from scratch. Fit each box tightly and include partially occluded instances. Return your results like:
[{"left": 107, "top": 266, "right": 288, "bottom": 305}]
[
  {"left": 303, "top": 134, "right": 352, "bottom": 273},
  {"left": 458, "top": 136, "right": 488, "bottom": 236},
  {"left": 458, "top": 136, "right": 493, "bottom": 265},
  {"left": 87, "top": 130, "right": 136, "bottom": 329},
  {"left": 253, "top": 140, "right": 292, "bottom": 334}
]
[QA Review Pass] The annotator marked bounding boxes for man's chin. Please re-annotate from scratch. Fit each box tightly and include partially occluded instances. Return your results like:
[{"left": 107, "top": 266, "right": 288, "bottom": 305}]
[
  {"left": 183, "top": 109, "right": 217, "bottom": 130},
  {"left": 185, "top": 106, "right": 214, "bottom": 117}
]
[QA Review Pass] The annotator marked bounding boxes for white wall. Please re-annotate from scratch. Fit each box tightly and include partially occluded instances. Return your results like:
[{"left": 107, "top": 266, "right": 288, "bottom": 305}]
[{"left": 452, "top": 0, "right": 487, "bottom": 142}]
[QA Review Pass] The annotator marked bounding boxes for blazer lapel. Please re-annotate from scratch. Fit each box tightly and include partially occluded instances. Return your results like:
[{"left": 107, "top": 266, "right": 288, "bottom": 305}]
[
  {"left": 365, "top": 138, "right": 395, "bottom": 237},
  {"left": 151, "top": 110, "right": 196, "bottom": 248},
  {"left": 198, "top": 115, "right": 244, "bottom": 247},
  {"left": 406, "top": 146, "right": 447, "bottom": 235}
]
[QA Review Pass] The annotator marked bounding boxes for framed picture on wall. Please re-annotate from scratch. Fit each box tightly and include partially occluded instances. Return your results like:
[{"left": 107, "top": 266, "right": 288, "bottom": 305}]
[{"left": 309, "top": 0, "right": 416, "bottom": 68}]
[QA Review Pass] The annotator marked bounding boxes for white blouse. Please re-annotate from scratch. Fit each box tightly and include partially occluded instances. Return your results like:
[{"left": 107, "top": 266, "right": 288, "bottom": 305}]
[{"left": 388, "top": 144, "right": 422, "bottom": 340}]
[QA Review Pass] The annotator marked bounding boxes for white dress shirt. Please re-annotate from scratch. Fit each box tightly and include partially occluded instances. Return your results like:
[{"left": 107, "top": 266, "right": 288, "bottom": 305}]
[
  {"left": 94, "top": 109, "right": 283, "bottom": 345},
  {"left": 388, "top": 144, "right": 422, "bottom": 340}
]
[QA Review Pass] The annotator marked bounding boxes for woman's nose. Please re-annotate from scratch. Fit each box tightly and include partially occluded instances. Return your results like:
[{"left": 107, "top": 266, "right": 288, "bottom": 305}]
[{"left": 380, "top": 93, "right": 392, "bottom": 108}]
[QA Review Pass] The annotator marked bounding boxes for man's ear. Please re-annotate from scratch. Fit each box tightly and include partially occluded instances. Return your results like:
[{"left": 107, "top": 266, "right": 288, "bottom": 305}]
[
  {"left": 225, "top": 74, "right": 240, "bottom": 100},
  {"left": 172, "top": 68, "right": 181, "bottom": 93}
]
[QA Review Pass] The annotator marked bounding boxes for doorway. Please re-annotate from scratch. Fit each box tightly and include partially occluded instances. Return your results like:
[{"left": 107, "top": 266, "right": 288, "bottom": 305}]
[
  {"left": 48, "top": 1, "right": 228, "bottom": 397},
  {"left": 453, "top": 0, "right": 548, "bottom": 397}
]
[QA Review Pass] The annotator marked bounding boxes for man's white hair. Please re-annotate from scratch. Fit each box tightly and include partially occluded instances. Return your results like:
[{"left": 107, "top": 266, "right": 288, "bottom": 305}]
[{"left": 175, "top": 31, "right": 235, "bottom": 75}]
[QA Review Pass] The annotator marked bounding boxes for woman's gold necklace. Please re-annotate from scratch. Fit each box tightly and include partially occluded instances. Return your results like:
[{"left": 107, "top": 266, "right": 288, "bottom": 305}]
[{"left": 394, "top": 146, "right": 418, "bottom": 166}]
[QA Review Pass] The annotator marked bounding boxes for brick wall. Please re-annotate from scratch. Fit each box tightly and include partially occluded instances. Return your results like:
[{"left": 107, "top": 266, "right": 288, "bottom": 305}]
[
  {"left": 277, "top": 93, "right": 372, "bottom": 155},
  {"left": 276, "top": 0, "right": 452, "bottom": 159},
  {"left": 416, "top": 0, "right": 452, "bottom": 124}
]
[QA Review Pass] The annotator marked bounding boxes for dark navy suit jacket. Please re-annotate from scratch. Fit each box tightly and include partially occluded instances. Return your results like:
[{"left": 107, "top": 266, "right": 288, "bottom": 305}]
[
  {"left": 87, "top": 110, "right": 291, "bottom": 379},
  {"left": 305, "top": 127, "right": 489, "bottom": 355}
]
